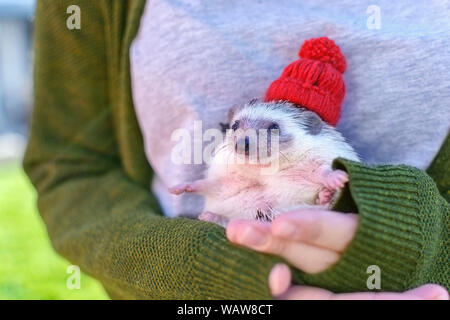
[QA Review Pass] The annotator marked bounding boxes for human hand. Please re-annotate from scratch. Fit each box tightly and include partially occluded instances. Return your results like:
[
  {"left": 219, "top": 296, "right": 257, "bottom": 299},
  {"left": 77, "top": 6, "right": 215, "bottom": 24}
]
[
  {"left": 226, "top": 209, "right": 449, "bottom": 300},
  {"left": 266, "top": 263, "right": 448, "bottom": 299},
  {"left": 226, "top": 209, "right": 358, "bottom": 274}
]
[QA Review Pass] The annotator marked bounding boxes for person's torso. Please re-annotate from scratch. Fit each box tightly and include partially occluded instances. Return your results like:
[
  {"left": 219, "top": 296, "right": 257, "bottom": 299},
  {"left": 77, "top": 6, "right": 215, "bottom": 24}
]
[{"left": 130, "top": 0, "right": 450, "bottom": 217}]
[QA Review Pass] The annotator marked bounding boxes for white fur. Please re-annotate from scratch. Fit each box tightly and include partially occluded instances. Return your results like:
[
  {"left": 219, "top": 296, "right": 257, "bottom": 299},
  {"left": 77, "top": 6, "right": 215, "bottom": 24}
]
[{"left": 204, "top": 101, "right": 359, "bottom": 222}]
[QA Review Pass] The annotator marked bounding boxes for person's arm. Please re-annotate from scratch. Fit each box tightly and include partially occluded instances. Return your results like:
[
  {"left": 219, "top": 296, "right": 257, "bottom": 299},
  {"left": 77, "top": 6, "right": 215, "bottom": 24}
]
[
  {"left": 427, "top": 134, "right": 450, "bottom": 203},
  {"left": 24, "top": 0, "right": 281, "bottom": 299}
]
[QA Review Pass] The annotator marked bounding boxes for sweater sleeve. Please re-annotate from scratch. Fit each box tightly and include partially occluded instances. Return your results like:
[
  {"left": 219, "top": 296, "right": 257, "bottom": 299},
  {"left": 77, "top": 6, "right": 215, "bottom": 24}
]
[
  {"left": 293, "top": 155, "right": 449, "bottom": 292},
  {"left": 24, "top": 0, "right": 281, "bottom": 299}
]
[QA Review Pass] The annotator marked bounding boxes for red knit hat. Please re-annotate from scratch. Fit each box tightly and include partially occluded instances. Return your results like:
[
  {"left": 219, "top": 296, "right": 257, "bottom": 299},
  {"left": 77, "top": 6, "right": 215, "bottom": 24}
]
[{"left": 264, "top": 37, "right": 346, "bottom": 126}]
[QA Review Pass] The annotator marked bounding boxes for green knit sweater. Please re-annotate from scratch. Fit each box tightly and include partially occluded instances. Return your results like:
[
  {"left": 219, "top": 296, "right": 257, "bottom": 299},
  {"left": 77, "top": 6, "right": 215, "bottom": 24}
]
[{"left": 24, "top": 0, "right": 449, "bottom": 299}]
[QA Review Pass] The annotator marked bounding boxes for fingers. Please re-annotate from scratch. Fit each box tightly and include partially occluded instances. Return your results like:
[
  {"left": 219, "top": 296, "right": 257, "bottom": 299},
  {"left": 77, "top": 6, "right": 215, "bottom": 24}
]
[
  {"left": 271, "top": 210, "right": 358, "bottom": 252},
  {"left": 227, "top": 220, "right": 340, "bottom": 273},
  {"left": 279, "top": 284, "right": 449, "bottom": 300},
  {"left": 226, "top": 210, "right": 358, "bottom": 272},
  {"left": 268, "top": 263, "right": 291, "bottom": 297},
  {"left": 330, "top": 284, "right": 449, "bottom": 300},
  {"left": 404, "top": 284, "right": 449, "bottom": 300},
  {"left": 278, "top": 285, "right": 334, "bottom": 300},
  {"left": 268, "top": 265, "right": 449, "bottom": 300}
]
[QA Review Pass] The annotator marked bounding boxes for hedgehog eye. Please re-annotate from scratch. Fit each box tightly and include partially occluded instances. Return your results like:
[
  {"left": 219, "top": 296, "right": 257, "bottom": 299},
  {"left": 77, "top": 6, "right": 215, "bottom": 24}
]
[
  {"left": 231, "top": 120, "right": 240, "bottom": 131},
  {"left": 268, "top": 123, "right": 280, "bottom": 132}
]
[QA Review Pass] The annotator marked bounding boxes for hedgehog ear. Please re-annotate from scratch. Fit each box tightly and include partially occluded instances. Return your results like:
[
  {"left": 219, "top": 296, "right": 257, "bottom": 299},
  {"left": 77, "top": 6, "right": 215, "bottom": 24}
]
[
  {"left": 228, "top": 99, "right": 257, "bottom": 121},
  {"left": 302, "top": 110, "right": 323, "bottom": 135},
  {"left": 248, "top": 98, "right": 258, "bottom": 105}
]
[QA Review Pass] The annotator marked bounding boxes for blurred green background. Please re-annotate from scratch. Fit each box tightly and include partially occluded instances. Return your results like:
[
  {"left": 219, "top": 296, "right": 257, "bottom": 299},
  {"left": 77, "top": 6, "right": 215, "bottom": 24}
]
[
  {"left": 0, "top": 1, "right": 109, "bottom": 299},
  {"left": 0, "top": 162, "right": 108, "bottom": 299}
]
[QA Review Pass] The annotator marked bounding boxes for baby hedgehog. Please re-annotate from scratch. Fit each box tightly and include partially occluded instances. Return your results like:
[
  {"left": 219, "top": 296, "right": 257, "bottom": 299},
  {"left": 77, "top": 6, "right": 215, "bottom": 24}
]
[
  {"left": 170, "top": 36, "right": 359, "bottom": 226},
  {"left": 170, "top": 100, "right": 359, "bottom": 226}
]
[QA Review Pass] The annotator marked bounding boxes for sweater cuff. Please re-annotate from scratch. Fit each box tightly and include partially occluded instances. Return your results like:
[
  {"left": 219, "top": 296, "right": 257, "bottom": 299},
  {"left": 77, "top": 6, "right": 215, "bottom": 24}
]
[
  {"left": 192, "top": 224, "right": 282, "bottom": 299},
  {"left": 295, "top": 159, "right": 429, "bottom": 292}
]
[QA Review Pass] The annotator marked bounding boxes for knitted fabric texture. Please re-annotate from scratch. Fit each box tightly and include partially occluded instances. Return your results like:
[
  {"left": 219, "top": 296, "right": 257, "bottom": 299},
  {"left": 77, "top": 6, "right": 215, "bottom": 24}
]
[
  {"left": 265, "top": 37, "right": 346, "bottom": 126},
  {"left": 24, "top": 0, "right": 449, "bottom": 299}
]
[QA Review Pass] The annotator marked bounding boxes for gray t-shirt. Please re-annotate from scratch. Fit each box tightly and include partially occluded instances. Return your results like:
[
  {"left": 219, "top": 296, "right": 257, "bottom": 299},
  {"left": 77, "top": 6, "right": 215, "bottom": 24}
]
[{"left": 130, "top": 0, "right": 450, "bottom": 218}]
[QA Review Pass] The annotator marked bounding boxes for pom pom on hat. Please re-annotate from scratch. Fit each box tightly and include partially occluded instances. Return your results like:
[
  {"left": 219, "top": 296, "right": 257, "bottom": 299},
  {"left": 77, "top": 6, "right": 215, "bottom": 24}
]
[
  {"left": 299, "top": 37, "right": 347, "bottom": 73},
  {"left": 264, "top": 36, "right": 347, "bottom": 126}
]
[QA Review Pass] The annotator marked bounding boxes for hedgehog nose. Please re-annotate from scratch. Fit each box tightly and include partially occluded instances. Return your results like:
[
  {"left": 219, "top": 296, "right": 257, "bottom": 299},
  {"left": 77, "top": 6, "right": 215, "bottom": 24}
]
[{"left": 235, "top": 137, "right": 250, "bottom": 155}]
